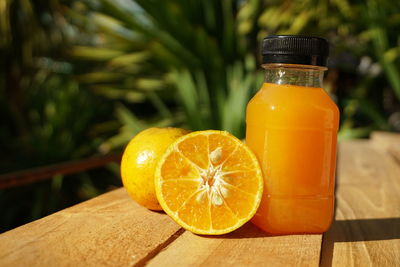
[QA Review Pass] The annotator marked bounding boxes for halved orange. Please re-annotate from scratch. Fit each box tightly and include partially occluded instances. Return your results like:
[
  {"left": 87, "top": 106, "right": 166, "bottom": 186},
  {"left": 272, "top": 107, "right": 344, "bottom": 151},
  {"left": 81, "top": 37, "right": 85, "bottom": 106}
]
[{"left": 155, "top": 130, "right": 263, "bottom": 235}]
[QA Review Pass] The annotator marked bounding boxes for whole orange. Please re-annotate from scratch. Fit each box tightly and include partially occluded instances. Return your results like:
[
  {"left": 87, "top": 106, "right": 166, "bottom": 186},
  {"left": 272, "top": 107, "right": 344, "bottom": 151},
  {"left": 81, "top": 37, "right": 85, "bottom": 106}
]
[{"left": 121, "top": 127, "right": 190, "bottom": 210}]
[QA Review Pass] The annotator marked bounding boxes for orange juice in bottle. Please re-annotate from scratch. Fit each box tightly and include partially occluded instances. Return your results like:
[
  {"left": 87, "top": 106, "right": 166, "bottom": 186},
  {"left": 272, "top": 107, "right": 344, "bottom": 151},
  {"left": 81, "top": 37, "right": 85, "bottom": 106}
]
[{"left": 246, "top": 35, "right": 339, "bottom": 234}]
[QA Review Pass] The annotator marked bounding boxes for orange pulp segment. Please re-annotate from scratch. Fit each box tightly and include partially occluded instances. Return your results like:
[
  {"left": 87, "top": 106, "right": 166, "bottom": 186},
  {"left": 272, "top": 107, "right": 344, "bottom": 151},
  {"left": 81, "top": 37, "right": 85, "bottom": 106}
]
[{"left": 155, "top": 130, "right": 263, "bottom": 235}]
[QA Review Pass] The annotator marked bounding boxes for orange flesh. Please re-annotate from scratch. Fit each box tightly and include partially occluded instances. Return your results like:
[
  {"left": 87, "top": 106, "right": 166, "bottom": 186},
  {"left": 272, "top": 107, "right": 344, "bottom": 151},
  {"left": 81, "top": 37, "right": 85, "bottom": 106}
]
[
  {"left": 156, "top": 131, "right": 263, "bottom": 235},
  {"left": 246, "top": 83, "right": 339, "bottom": 234}
]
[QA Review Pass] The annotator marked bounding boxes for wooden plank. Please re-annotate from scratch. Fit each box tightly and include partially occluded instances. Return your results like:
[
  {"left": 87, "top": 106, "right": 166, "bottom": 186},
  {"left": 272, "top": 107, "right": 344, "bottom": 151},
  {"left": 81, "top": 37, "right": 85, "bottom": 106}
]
[
  {"left": 321, "top": 140, "right": 400, "bottom": 266},
  {"left": 146, "top": 224, "right": 322, "bottom": 266},
  {"left": 3, "top": 138, "right": 399, "bottom": 266},
  {"left": 0, "top": 188, "right": 182, "bottom": 267}
]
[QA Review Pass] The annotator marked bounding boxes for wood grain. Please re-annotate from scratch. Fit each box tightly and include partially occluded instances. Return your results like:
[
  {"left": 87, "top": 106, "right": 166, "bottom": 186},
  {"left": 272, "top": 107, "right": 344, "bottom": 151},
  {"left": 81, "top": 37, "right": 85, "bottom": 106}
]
[
  {"left": 370, "top": 131, "right": 400, "bottom": 163},
  {"left": 321, "top": 140, "right": 400, "bottom": 266},
  {"left": 2, "top": 136, "right": 400, "bottom": 266},
  {"left": 146, "top": 223, "right": 322, "bottom": 267},
  {"left": 0, "top": 188, "right": 182, "bottom": 267}
]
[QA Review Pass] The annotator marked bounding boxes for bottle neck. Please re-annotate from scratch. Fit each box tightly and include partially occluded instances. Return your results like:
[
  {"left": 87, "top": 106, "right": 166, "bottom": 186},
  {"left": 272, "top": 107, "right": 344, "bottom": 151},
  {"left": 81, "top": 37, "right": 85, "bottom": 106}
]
[{"left": 263, "top": 64, "right": 327, "bottom": 88}]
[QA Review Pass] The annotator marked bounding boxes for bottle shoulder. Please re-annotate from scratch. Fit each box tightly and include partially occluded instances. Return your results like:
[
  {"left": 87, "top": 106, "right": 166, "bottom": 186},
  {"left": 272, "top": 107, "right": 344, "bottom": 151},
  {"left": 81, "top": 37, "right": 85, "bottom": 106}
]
[
  {"left": 247, "top": 84, "right": 339, "bottom": 129},
  {"left": 249, "top": 84, "right": 338, "bottom": 111}
]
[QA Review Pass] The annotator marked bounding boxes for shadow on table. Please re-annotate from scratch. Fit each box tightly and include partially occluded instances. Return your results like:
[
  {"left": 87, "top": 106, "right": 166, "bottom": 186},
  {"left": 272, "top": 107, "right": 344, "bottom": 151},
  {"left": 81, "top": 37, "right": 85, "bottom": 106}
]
[
  {"left": 320, "top": 217, "right": 400, "bottom": 266},
  {"left": 203, "top": 217, "right": 400, "bottom": 240},
  {"left": 200, "top": 222, "right": 270, "bottom": 239}
]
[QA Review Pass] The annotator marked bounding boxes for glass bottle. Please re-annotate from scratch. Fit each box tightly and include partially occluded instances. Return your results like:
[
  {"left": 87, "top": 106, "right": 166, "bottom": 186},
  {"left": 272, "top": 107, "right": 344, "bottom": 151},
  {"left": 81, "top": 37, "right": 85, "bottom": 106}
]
[{"left": 246, "top": 35, "right": 340, "bottom": 234}]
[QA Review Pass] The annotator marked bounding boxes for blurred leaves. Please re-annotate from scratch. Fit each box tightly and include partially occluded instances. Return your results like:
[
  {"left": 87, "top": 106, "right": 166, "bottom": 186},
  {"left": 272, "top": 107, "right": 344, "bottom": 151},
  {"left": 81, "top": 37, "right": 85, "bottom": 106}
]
[
  {"left": 66, "top": 0, "right": 264, "bottom": 142},
  {"left": 256, "top": 0, "right": 400, "bottom": 137},
  {"left": 69, "top": 46, "right": 125, "bottom": 60},
  {"left": 367, "top": 0, "right": 400, "bottom": 101},
  {"left": 0, "top": 0, "right": 119, "bottom": 232},
  {"left": 65, "top": 0, "right": 400, "bottom": 144}
]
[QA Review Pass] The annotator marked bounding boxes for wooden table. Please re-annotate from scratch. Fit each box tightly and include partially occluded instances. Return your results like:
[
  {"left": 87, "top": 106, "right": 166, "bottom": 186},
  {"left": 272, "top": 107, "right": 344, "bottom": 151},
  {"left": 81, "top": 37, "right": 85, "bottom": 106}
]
[{"left": 1, "top": 132, "right": 400, "bottom": 266}]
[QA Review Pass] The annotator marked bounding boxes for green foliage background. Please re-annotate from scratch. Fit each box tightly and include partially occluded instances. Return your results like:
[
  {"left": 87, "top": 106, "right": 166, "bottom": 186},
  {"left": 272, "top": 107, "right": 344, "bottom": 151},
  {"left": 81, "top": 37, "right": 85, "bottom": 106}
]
[{"left": 1, "top": 0, "right": 399, "bottom": 231}]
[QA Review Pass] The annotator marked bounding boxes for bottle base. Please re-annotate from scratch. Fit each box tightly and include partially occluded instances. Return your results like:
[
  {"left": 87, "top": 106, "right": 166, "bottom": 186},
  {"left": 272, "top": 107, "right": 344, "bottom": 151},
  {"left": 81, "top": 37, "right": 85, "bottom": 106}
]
[
  {"left": 251, "top": 220, "right": 331, "bottom": 235},
  {"left": 251, "top": 196, "right": 334, "bottom": 235}
]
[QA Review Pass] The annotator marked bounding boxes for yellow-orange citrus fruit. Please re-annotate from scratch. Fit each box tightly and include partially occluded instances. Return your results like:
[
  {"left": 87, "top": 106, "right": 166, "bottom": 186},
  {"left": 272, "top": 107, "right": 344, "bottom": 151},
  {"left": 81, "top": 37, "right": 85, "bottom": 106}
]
[
  {"left": 155, "top": 130, "right": 263, "bottom": 234},
  {"left": 121, "top": 127, "right": 190, "bottom": 210}
]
